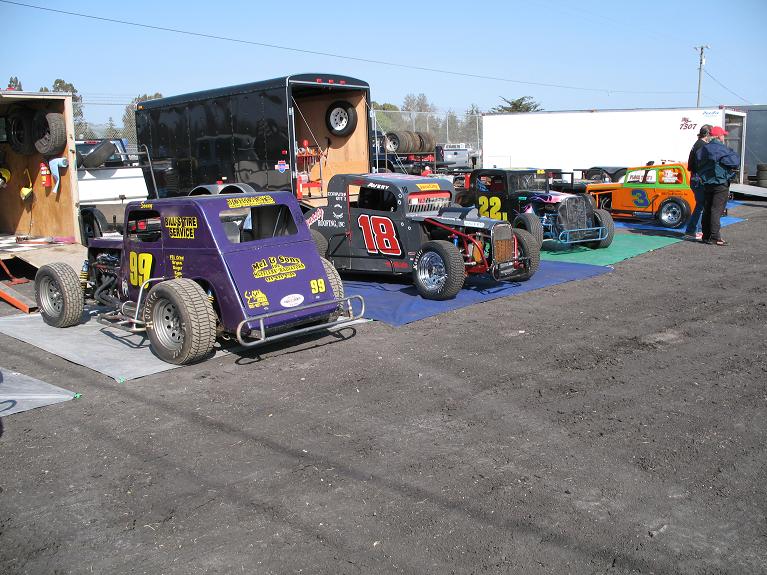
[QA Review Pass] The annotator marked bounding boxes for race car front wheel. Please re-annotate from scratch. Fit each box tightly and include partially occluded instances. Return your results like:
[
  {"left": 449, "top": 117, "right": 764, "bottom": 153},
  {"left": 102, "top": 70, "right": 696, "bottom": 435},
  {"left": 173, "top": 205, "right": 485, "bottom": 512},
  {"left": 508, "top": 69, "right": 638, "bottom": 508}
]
[
  {"left": 144, "top": 279, "right": 216, "bottom": 365},
  {"left": 585, "top": 208, "right": 615, "bottom": 250},
  {"left": 35, "top": 263, "right": 84, "bottom": 328},
  {"left": 413, "top": 240, "right": 465, "bottom": 300},
  {"left": 507, "top": 228, "right": 540, "bottom": 282},
  {"left": 512, "top": 213, "right": 544, "bottom": 248}
]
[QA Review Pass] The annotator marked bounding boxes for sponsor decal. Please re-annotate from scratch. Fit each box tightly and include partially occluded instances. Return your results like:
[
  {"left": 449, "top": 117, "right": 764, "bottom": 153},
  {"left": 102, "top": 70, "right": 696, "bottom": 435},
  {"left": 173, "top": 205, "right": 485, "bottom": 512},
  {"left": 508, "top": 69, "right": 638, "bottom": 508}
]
[
  {"left": 366, "top": 182, "right": 390, "bottom": 190},
  {"left": 244, "top": 289, "right": 269, "bottom": 309},
  {"left": 226, "top": 195, "right": 275, "bottom": 208},
  {"left": 252, "top": 255, "right": 306, "bottom": 283},
  {"left": 317, "top": 220, "right": 341, "bottom": 228},
  {"left": 306, "top": 208, "right": 325, "bottom": 227},
  {"left": 416, "top": 182, "right": 441, "bottom": 191},
  {"left": 332, "top": 203, "right": 343, "bottom": 209},
  {"left": 679, "top": 117, "right": 697, "bottom": 130},
  {"left": 280, "top": 293, "right": 305, "bottom": 308},
  {"left": 139, "top": 202, "right": 153, "bottom": 209},
  {"left": 332, "top": 212, "right": 343, "bottom": 219},
  {"left": 275, "top": 160, "right": 289, "bottom": 173},
  {"left": 164, "top": 216, "right": 198, "bottom": 239},
  {"left": 169, "top": 254, "right": 184, "bottom": 278}
]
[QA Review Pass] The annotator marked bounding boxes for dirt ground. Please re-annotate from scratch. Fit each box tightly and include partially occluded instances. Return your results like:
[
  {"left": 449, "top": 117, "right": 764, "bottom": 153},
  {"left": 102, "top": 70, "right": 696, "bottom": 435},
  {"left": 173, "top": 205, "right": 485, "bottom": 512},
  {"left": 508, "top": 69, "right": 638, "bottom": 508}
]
[{"left": 1, "top": 202, "right": 766, "bottom": 575}]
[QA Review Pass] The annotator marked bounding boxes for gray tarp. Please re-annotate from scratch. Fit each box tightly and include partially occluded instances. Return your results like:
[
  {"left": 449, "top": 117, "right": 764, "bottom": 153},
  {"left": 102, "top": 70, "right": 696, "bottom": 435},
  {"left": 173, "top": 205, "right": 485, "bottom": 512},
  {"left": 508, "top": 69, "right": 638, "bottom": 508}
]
[{"left": 0, "top": 369, "right": 76, "bottom": 417}]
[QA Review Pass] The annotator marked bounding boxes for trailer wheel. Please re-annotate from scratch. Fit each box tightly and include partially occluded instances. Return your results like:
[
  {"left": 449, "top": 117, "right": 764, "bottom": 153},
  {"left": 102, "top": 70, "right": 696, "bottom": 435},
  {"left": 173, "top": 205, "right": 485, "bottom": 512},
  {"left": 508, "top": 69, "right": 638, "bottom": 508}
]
[
  {"left": 82, "top": 140, "right": 117, "bottom": 169},
  {"left": 8, "top": 107, "right": 36, "bottom": 155},
  {"left": 657, "top": 198, "right": 689, "bottom": 229},
  {"left": 33, "top": 111, "right": 67, "bottom": 155},
  {"left": 325, "top": 100, "right": 357, "bottom": 137},
  {"left": 384, "top": 132, "right": 401, "bottom": 153},
  {"left": 144, "top": 279, "right": 217, "bottom": 365},
  {"left": 585, "top": 208, "right": 615, "bottom": 249},
  {"left": 35, "top": 263, "right": 84, "bottom": 328},
  {"left": 321, "top": 258, "right": 344, "bottom": 321},
  {"left": 412, "top": 240, "right": 465, "bottom": 300},
  {"left": 507, "top": 228, "right": 540, "bottom": 282},
  {"left": 310, "top": 228, "right": 329, "bottom": 257}
]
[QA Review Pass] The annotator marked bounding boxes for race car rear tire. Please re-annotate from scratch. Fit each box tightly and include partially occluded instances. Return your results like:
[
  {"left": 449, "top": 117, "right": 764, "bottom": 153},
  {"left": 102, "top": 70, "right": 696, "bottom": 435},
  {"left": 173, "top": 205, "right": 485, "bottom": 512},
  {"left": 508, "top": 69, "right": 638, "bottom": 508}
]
[
  {"left": 657, "top": 197, "right": 689, "bottom": 229},
  {"left": 325, "top": 100, "right": 357, "bottom": 137},
  {"left": 412, "top": 240, "right": 465, "bottom": 300},
  {"left": 512, "top": 213, "right": 544, "bottom": 248},
  {"left": 35, "top": 263, "right": 84, "bottom": 328},
  {"left": 310, "top": 228, "right": 329, "bottom": 257},
  {"left": 585, "top": 208, "right": 615, "bottom": 249},
  {"left": 144, "top": 279, "right": 217, "bottom": 365},
  {"left": 33, "top": 111, "right": 67, "bottom": 155},
  {"left": 321, "top": 258, "right": 344, "bottom": 321},
  {"left": 508, "top": 228, "right": 540, "bottom": 282}
]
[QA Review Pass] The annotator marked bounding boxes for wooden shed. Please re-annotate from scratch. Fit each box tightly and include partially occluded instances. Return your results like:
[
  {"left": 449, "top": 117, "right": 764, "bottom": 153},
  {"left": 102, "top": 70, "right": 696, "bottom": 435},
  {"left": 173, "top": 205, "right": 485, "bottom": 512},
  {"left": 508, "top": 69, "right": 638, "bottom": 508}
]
[{"left": 0, "top": 91, "right": 80, "bottom": 239}]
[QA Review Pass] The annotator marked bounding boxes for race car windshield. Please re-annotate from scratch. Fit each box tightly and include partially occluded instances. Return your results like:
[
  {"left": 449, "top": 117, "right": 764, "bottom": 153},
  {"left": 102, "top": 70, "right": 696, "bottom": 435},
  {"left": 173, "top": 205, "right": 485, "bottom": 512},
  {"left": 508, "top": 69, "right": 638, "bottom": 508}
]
[{"left": 219, "top": 205, "right": 298, "bottom": 244}]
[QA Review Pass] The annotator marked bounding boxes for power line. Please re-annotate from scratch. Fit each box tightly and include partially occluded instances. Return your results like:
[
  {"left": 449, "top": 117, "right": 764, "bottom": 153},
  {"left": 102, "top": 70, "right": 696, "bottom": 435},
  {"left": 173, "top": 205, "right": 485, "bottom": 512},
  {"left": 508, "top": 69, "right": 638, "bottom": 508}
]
[
  {"left": 1, "top": 0, "right": 695, "bottom": 97},
  {"left": 704, "top": 70, "right": 753, "bottom": 105}
]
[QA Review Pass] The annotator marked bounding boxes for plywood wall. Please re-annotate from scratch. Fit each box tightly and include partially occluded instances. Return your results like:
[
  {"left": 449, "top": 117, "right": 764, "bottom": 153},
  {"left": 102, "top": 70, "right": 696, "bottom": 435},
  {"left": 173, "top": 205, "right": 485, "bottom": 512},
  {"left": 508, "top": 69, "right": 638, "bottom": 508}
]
[
  {"left": 0, "top": 97, "right": 78, "bottom": 238},
  {"left": 293, "top": 90, "right": 369, "bottom": 194}
]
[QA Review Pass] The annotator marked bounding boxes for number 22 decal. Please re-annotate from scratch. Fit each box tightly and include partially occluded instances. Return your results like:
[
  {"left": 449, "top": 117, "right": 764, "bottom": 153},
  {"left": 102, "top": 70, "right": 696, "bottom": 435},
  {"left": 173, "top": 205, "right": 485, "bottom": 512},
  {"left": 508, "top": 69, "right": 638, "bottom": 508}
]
[
  {"left": 129, "top": 252, "right": 153, "bottom": 286},
  {"left": 477, "top": 195, "right": 507, "bottom": 220},
  {"left": 357, "top": 214, "right": 402, "bottom": 256}
]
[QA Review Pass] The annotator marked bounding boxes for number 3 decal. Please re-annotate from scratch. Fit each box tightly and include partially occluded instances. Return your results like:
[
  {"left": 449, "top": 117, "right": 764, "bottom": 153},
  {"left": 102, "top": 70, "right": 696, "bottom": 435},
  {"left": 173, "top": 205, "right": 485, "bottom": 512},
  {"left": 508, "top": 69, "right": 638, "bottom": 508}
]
[
  {"left": 630, "top": 189, "right": 651, "bottom": 208},
  {"left": 357, "top": 214, "right": 402, "bottom": 256}
]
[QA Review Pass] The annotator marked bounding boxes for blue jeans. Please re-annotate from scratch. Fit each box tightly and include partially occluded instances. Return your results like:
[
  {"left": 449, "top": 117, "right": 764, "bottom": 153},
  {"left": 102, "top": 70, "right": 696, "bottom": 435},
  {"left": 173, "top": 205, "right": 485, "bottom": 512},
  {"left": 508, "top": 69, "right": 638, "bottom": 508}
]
[{"left": 685, "top": 181, "right": 705, "bottom": 234}]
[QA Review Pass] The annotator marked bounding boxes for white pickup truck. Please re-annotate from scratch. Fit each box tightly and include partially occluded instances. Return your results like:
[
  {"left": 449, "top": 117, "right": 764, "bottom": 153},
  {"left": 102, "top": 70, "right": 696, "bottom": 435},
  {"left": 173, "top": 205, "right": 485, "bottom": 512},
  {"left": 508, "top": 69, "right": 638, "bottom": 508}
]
[{"left": 75, "top": 139, "right": 151, "bottom": 236}]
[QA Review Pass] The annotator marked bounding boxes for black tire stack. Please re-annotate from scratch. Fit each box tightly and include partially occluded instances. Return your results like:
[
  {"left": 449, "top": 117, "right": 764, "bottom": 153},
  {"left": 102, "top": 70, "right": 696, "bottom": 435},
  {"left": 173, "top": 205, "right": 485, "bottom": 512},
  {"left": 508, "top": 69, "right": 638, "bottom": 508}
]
[
  {"left": 7, "top": 106, "right": 67, "bottom": 156},
  {"left": 384, "top": 131, "right": 436, "bottom": 154},
  {"left": 757, "top": 163, "right": 767, "bottom": 188}
]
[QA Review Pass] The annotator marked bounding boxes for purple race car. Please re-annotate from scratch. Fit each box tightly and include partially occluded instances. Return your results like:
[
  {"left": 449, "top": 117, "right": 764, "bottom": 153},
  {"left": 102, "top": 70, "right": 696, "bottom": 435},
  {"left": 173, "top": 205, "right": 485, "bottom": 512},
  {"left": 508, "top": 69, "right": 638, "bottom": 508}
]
[{"left": 34, "top": 192, "right": 363, "bottom": 365}]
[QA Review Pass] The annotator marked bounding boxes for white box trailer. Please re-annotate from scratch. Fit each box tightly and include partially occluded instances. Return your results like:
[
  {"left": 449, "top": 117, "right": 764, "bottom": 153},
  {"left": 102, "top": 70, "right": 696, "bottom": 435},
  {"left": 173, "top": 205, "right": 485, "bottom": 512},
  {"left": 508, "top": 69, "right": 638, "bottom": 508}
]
[{"left": 482, "top": 107, "right": 747, "bottom": 184}]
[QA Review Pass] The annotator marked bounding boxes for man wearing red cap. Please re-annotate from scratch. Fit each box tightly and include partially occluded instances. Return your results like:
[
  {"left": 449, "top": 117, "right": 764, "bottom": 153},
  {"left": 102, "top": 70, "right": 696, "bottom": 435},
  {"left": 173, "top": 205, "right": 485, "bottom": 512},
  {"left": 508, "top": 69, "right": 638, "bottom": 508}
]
[{"left": 695, "top": 125, "right": 740, "bottom": 246}]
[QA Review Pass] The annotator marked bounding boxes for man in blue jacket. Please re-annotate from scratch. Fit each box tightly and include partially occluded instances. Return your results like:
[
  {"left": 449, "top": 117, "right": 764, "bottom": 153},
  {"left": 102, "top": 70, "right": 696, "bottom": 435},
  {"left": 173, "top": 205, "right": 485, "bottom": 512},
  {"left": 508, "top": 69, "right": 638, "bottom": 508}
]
[
  {"left": 684, "top": 124, "right": 712, "bottom": 240},
  {"left": 695, "top": 126, "right": 740, "bottom": 246}
]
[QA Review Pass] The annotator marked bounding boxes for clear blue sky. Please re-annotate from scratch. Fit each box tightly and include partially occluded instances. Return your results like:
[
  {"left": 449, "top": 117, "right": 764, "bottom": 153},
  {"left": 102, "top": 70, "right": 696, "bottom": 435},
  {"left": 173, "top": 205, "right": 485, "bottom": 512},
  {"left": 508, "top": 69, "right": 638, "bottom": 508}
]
[{"left": 2, "top": 0, "right": 765, "bottom": 125}]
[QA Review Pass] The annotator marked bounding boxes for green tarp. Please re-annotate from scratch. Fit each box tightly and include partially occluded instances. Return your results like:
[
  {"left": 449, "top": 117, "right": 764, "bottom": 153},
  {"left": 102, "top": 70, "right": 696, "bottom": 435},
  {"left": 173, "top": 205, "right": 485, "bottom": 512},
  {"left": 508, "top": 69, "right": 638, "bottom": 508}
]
[{"left": 540, "top": 233, "right": 682, "bottom": 266}]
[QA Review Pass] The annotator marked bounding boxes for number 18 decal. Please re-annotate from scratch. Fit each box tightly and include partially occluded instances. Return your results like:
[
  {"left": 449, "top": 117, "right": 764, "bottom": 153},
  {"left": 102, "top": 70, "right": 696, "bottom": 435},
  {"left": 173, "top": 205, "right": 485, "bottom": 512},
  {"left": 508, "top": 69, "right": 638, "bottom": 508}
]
[{"left": 357, "top": 214, "right": 402, "bottom": 256}]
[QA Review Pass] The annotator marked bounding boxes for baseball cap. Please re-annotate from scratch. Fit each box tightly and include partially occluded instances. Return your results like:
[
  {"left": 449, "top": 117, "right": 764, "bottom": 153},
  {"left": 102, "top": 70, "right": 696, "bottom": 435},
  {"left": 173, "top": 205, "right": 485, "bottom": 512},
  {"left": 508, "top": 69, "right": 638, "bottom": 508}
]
[{"left": 710, "top": 126, "right": 728, "bottom": 137}]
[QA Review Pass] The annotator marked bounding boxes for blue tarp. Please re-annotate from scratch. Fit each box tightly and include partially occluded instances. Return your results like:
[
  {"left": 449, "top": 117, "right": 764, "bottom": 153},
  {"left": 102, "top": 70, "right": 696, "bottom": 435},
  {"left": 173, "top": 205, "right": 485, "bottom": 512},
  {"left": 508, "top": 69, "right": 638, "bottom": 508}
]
[
  {"left": 615, "top": 215, "right": 743, "bottom": 234},
  {"left": 342, "top": 261, "right": 611, "bottom": 326}
]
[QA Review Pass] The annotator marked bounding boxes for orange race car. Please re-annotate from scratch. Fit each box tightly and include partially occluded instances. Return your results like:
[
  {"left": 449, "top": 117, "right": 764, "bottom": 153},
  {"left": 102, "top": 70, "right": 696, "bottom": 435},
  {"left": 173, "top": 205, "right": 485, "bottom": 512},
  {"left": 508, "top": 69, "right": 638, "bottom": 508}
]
[{"left": 586, "top": 163, "right": 697, "bottom": 229}]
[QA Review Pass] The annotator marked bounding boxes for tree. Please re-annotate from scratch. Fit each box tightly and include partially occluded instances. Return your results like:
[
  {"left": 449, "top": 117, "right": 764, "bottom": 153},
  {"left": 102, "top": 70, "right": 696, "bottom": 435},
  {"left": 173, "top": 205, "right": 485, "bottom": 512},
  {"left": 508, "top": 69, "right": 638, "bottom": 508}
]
[
  {"left": 104, "top": 117, "right": 120, "bottom": 139},
  {"left": 371, "top": 101, "right": 402, "bottom": 134},
  {"left": 122, "top": 93, "right": 162, "bottom": 141},
  {"left": 7, "top": 76, "right": 22, "bottom": 90},
  {"left": 401, "top": 93, "right": 439, "bottom": 133},
  {"left": 489, "top": 96, "right": 542, "bottom": 114}
]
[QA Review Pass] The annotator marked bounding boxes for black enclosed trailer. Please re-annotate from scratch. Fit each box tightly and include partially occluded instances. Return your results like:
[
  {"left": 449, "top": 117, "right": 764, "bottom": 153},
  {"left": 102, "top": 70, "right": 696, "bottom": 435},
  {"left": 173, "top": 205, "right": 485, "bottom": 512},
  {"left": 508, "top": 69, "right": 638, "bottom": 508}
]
[{"left": 135, "top": 74, "right": 373, "bottom": 203}]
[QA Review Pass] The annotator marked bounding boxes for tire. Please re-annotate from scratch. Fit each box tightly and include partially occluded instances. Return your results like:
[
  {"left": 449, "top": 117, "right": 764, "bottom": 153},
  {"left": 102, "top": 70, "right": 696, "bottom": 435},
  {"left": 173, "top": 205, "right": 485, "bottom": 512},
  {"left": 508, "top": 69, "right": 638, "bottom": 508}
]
[
  {"left": 384, "top": 132, "right": 401, "bottom": 153},
  {"left": 585, "top": 208, "right": 615, "bottom": 249},
  {"left": 321, "top": 258, "right": 344, "bottom": 321},
  {"left": 82, "top": 140, "right": 117, "bottom": 169},
  {"left": 505, "top": 228, "right": 540, "bottom": 282},
  {"left": 412, "top": 240, "right": 465, "bottom": 300},
  {"left": 418, "top": 132, "right": 436, "bottom": 152},
  {"left": 754, "top": 163, "right": 767, "bottom": 172},
  {"left": 310, "top": 228, "right": 329, "bottom": 257},
  {"left": 76, "top": 150, "right": 85, "bottom": 168},
  {"left": 757, "top": 179, "right": 767, "bottom": 188},
  {"left": 325, "top": 100, "right": 357, "bottom": 137},
  {"left": 81, "top": 208, "right": 108, "bottom": 241},
  {"left": 657, "top": 197, "right": 689, "bottom": 229},
  {"left": 512, "top": 213, "right": 544, "bottom": 248},
  {"left": 403, "top": 131, "right": 419, "bottom": 153},
  {"left": 144, "top": 279, "right": 217, "bottom": 365},
  {"left": 8, "top": 107, "right": 36, "bottom": 155},
  {"left": 33, "top": 111, "right": 67, "bottom": 155},
  {"left": 35, "top": 263, "right": 84, "bottom": 328}
]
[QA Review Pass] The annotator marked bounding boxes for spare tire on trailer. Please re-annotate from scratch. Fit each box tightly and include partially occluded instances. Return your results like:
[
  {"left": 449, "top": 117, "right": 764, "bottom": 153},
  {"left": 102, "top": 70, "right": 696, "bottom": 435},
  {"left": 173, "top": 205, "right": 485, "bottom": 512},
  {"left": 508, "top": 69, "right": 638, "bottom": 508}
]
[
  {"left": 325, "top": 100, "right": 357, "bottom": 137},
  {"left": 7, "top": 107, "right": 36, "bottom": 155},
  {"left": 82, "top": 140, "right": 117, "bottom": 169},
  {"left": 33, "top": 111, "right": 67, "bottom": 155},
  {"left": 417, "top": 131, "right": 436, "bottom": 152},
  {"left": 384, "top": 132, "right": 401, "bottom": 153},
  {"left": 403, "top": 131, "right": 420, "bottom": 153}
]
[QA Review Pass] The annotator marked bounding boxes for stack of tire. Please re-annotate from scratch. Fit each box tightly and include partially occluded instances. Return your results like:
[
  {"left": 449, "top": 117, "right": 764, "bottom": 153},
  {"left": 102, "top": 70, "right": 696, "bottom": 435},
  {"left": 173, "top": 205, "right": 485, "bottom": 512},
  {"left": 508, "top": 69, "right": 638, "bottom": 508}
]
[
  {"left": 757, "top": 163, "right": 767, "bottom": 188},
  {"left": 384, "top": 131, "right": 437, "bottom": 154},
  {"left": 6, "top": 106, "right": 67, "bottom": 157}
]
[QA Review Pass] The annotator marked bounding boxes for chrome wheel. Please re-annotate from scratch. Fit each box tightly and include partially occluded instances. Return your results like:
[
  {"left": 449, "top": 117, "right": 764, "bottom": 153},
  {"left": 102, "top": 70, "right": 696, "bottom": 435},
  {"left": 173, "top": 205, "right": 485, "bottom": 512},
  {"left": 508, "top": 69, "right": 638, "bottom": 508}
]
[
  {"left": 416, "top": 251, "right": 447, "bottom": 292},
  {"left": 660, "top": 202, "right": 683, "bottom": 227},
  {"left": 328, "top": 108, "right": 349, "bottom": 132},
  {"left": 39, "top": 275, "right": 63, "bottom": 317},
  {"left": 152, "top": 297, "right": 183, "bottom": 351}
]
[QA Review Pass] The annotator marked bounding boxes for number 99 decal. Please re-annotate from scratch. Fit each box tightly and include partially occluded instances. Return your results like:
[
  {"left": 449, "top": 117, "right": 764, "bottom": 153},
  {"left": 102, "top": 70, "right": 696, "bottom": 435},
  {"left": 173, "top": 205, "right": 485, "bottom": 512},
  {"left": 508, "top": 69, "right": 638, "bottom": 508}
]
[
  {"left": 128, "top": 252, "right": 153, "bottom": 286},
  {"left": 357, "top": 214, "right": 402, "bottom": 256},
  {"left": 310, "top": 278, "right": 326, "bottom": 294}
]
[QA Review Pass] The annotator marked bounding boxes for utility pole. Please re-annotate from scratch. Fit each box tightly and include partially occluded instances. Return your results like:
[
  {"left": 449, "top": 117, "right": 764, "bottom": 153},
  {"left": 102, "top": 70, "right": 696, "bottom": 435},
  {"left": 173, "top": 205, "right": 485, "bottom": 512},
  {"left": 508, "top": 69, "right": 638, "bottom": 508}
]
[{"left": 694, "top": 45, "right": 709, "bottom": 107}]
